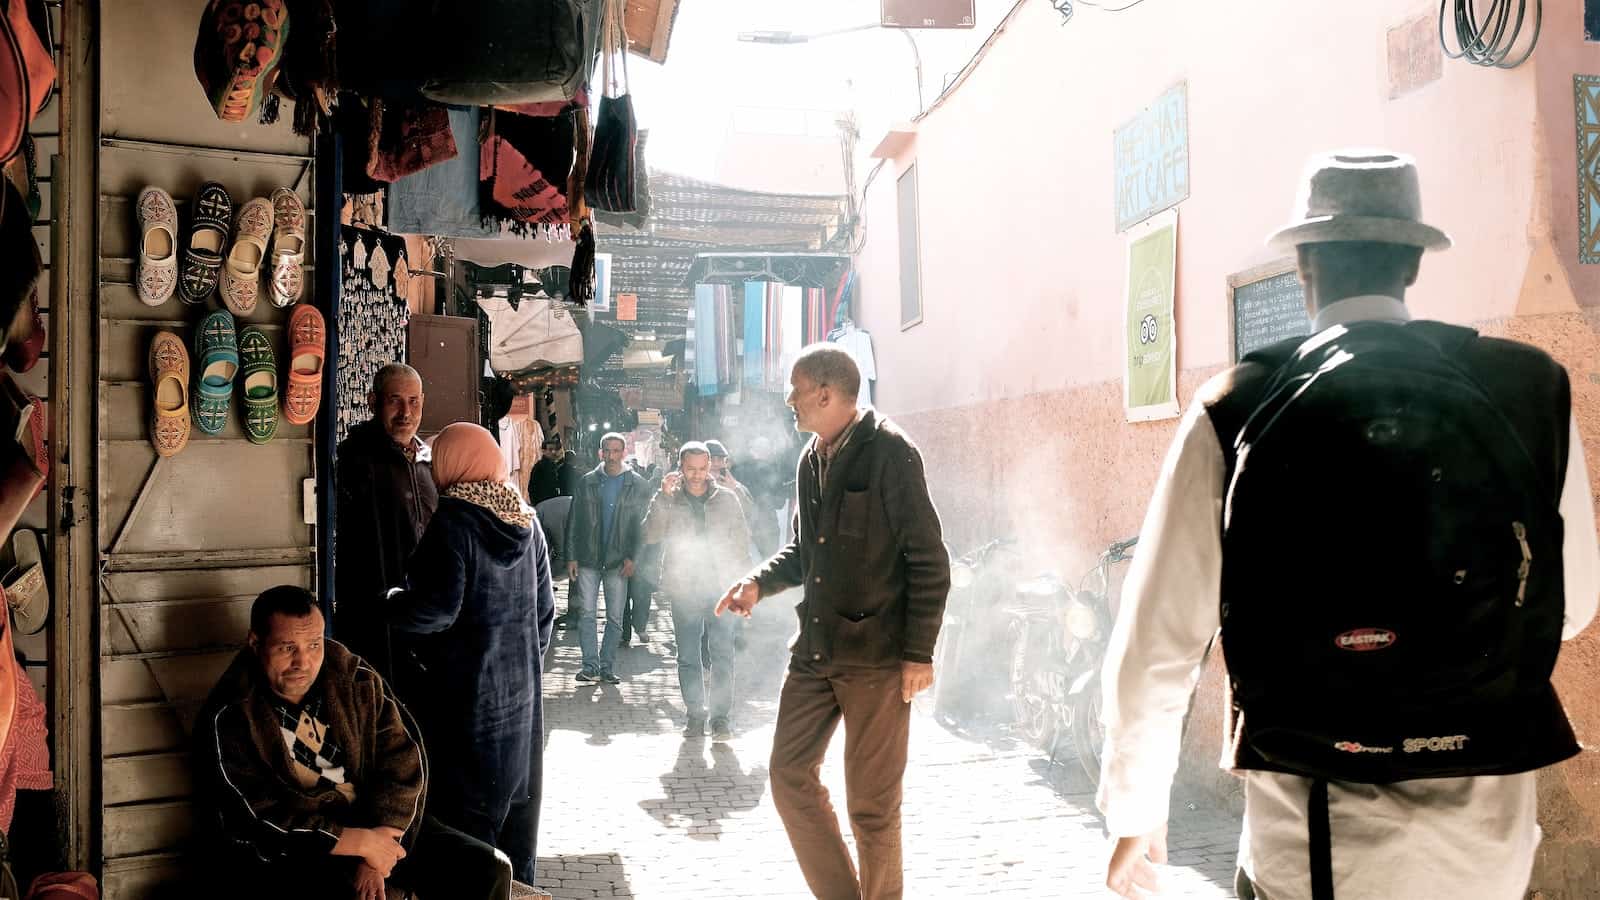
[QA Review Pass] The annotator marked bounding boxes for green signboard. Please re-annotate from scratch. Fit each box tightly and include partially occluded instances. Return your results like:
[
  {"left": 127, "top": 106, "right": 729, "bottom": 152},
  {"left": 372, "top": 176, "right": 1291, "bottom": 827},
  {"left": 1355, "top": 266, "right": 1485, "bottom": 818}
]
[{"left": 1124, "top": 210, "right": 1179, "bottom": 421}]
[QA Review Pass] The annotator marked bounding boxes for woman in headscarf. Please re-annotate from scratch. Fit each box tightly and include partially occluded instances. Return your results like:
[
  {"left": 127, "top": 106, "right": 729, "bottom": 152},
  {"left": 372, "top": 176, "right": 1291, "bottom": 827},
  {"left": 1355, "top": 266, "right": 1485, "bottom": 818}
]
[{"left": 387, "top": 422, "right": 555, "bottom": 887}]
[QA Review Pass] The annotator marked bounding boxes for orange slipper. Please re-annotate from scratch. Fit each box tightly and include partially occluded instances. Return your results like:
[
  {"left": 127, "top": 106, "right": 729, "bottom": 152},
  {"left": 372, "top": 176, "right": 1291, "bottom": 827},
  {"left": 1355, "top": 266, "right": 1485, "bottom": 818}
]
[
  {"left": 149, "top": 330, "right": 191, "bottom": 456},
  {"left": 283, "top": 304, "right": 325, "bottom": 426}
]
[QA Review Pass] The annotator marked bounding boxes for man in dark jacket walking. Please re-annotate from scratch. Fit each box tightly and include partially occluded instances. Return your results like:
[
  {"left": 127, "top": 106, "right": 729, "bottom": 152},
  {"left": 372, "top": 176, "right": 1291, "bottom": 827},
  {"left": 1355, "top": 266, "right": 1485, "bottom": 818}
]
[
  {"left": 565, "top": 432, "right": 649, "bottom": 683},
  {"left": 334, "top": 364, "right": 436, "bottom": 680},
  {"left": 194, "top": 586, "right": 512, "bottom": 900},
  {"left": 718, "top": 346, "right": 950, "bottom": 900}
]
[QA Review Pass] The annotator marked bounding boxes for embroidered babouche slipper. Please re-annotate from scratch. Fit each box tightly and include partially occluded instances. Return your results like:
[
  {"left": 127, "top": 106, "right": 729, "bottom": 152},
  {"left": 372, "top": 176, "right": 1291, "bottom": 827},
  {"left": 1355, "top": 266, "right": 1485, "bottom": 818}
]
[
  {"left": 237, "top": 325, "right": 278, "bottom": 443},
  {"left": 194, "top": 0, "right": 291, "bottom": 124},
  {"left": 268, "top": 187, "right": 306, "bottom": 307},
  {"left": 283, "top": 304, "right": 324, "bottom": 426},
  {"left": 192, "top": 310, "right": 238, "bottom": 436},
  {"left": 135, "top": 187, "right": 178, "bottom": 306},
  {"left": 179, "top": 181, "right": 232, "bottom": 305},
  {"left": 220, "top": 196, "right": 272, "bottom": 316},
  {"left": 148, "top": 330, "right": 190, "bottom": 457},
  {"left": 4, "top": 528, "right": 46, "bottom": 635}
]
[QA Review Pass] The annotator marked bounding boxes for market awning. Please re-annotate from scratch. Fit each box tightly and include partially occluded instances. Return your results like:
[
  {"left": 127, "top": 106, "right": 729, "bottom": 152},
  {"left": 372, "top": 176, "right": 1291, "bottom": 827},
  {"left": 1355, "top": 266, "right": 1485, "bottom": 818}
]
[{"left": 683, "top": 253, "right": 850, "bottom": 289}]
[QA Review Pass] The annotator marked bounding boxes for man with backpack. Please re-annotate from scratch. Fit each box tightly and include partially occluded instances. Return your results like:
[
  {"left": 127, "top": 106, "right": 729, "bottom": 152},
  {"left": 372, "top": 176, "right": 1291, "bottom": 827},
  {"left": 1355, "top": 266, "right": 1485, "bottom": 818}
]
[{"left": 1098, "top": 150, "right": 1600, "bottom": 899}]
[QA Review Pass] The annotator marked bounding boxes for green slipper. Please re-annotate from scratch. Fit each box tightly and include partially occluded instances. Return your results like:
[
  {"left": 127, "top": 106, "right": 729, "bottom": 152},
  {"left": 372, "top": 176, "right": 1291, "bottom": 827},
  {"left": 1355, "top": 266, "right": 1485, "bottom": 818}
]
[
  {"left": 238, "top": 326, "right": 279, "bottom": 444},
  {"left": 191, "top": 310, "right": 238, "bottom": 436}
]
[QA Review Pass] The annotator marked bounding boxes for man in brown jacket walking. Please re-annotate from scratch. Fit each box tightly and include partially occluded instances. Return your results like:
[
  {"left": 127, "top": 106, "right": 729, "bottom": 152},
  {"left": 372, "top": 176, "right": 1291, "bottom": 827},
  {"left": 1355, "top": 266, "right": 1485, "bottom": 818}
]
[{"left": 718, "top": 345, "right": 951, "bottom": 900}]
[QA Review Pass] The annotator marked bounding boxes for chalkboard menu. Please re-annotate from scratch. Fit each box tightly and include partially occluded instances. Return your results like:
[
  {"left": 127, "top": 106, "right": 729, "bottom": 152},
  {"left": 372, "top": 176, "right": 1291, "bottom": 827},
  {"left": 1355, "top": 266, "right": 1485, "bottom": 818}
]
[{"left": 1229, "top": 266, "right": 1310, "bottom": 362}]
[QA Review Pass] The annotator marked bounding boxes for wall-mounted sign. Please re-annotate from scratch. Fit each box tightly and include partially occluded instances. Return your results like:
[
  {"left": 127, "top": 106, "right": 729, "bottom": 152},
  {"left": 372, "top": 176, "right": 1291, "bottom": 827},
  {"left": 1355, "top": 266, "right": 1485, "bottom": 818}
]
[
  {"left": 1228, "top": 261, "right": 1310, "bottom": 362},
  {"left": 1124, "top": 209, "right": 1179, "bottom": 422},
  {"left": 617, "top": 293, "right": 638, "bottom": 321},
  {"left": 1576, "top": 75, "right": 1600, "bottom": 264},
  {"left": 1114, "top": 82, "right": 1190, "bottom": 233},
  {"left": 881, "top": 0, "right": 975, "bottom": 28}
]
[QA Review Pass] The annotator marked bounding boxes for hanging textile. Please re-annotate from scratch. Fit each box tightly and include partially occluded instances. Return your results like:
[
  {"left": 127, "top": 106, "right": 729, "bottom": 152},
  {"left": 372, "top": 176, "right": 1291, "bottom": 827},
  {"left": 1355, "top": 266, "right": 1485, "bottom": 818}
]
[
  {"left": 765, "top": 282, "right": 782, "bottom": 381},
  {"left": 777, "top": 285, "right": 803, "bottom": 382},
  {"left": 387, "top": 106, "right": 498, "bottom": 238},
  {"left": 337, "top": 225, "right": 411, "bottom": 444},
  {"left": 743, "top": 282, "right": 765, "bottom": 388},
  {"left": 717, "top": 285, "right": 736, "bottom": 391},
  {"left": 479, "top": 108, "right": 578, "bottom": 237},
  {"left": 695, "top": 284, "right": 718, "bottom": 397}
]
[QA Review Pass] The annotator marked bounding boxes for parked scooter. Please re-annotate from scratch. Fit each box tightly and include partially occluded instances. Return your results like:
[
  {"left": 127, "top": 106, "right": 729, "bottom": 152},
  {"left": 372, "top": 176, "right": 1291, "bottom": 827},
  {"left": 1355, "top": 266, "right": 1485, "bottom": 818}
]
[
  {"left": 1003, "top": 537, "right": 1137, "bottom": 784},
  {"left": 1062, "top": 537, "right": 1137, "bottom": 786},
  {"left": 932, "top": 538, "right": 1021, "bottom": 723}
]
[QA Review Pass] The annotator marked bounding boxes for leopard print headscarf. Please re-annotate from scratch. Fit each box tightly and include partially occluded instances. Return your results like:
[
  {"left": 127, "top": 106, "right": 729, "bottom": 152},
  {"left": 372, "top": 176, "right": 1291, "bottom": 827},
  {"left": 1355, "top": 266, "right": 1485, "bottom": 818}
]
[{"left": 443, "top": 480, "right": 533, "bottom": 530}]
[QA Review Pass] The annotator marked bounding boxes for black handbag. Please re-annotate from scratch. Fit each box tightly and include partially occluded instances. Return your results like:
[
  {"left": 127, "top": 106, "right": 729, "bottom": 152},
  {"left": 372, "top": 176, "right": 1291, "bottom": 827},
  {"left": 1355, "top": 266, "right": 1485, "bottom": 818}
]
[
  {"left": 419, "top": 0, "right": 591, "bottom": 106},
  {"left": 584, "top": 0, "right": 638, "bottom": 214}
]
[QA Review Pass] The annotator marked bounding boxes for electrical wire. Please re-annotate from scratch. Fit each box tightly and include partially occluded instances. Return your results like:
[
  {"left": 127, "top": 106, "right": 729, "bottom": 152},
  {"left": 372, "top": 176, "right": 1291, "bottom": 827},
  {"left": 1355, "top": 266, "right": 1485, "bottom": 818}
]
[
  {"left": 1075, "top": 0, "right": 1155, "bottom": 10},
  {"left": 1439, "top": 0, "right": 1542, "bottom": 68}
]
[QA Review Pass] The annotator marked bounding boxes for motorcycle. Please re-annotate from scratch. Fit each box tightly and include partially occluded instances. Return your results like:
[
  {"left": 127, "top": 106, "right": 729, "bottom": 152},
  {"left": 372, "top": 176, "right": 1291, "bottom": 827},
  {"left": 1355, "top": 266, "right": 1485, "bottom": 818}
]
[
  {"left": 931, "top": 538, "right": 1022, "bottom": 723},
  {"left": 1062, "top": 537, "right": 1137, "bottom": 786},
  {"left": 1003, "top": 537, "right": 1137, "bottom": 784}
]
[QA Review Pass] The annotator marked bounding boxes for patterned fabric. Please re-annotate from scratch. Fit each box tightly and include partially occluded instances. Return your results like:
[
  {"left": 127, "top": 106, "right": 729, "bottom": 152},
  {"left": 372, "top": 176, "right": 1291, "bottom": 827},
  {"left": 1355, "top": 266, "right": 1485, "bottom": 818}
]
[
  {"left": 443, "top": 480, "right": 533, "bottom": 529},
  {"left": 195, "top": 0, "right": 291, "bottom": 124},
  {"left": 0, "top": 657, "right": 52, "bottom": 833},
  {"left": 336, "top": 227, "right": 409, "bottom": 444},
  {"left": 270, "top": 693, "right": 351, "bottom": 795}
]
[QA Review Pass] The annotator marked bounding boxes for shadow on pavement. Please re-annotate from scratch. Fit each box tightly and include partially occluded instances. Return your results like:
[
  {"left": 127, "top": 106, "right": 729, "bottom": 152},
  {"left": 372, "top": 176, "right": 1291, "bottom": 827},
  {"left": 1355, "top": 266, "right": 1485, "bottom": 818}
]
[{"left": 641, "top": 739, "right": 770, "bottom": 841}]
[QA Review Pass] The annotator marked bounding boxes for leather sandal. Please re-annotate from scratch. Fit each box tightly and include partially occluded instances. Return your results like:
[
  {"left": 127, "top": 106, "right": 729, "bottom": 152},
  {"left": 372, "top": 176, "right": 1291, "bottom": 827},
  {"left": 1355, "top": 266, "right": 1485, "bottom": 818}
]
[
  {"left": 191, "top": 310, "right": 238, "bottom": 436},
  {"left": 135, "top": 187, "right": 178, "bottom": 306},
  {"left": 283, "top": 304, "right": 325, "bottom": 426},
  {"left": 237, "top": 326, "right": 279, "bottom": 444},
  {"left": 268, "top": 187, "right": 306, "bottom": 307},
  {"left": 179, "top": 181, "right": 232, "bottom": 305},
  {"left": 195, "top": 0, "right": 291, "bottom": 124},
  {"left": 148, "top": 330, "right": 191, "bottom": 457},
  {"left": 219, "top": 197, "right": 272, "bottom": 316},
  {"left": 4, "top": 528, "right": 46, "bottom": 635}
]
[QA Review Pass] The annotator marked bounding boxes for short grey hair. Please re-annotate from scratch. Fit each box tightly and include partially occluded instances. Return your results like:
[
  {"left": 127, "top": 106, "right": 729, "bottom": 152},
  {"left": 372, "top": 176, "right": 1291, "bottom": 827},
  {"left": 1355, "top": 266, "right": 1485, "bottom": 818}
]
[
  {"left": 679, "top": 441, "right": 711, "bottom": 464},
  {"left": 371, "top": 363, "right": 422, "bottom": 396},
  {"left": 791, "top": 344, "right": 861, "bottom": 399},
  {"left": 600, "top": 432, "right": 628, "bottom": 450}
]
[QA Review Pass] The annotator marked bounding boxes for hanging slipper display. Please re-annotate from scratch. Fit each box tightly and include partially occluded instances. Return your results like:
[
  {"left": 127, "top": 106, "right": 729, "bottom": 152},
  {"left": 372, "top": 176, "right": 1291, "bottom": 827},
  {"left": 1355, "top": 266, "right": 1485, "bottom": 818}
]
[
  {"left": 134, "top": 187, "right": 178, "bottom": 306},
  {"left": 193, "top": 0, "right": 291, "bottom": 124},
  {"left": 180, "top": 181, "right": 232, "bottom": 305},
  {"left": 268, "top": 187, "right": 306, "bottom": 307},
  {"left": 220, "top": 196, "right": 272, "bottom": 316},
  {"left": 4, "top": 528, "right": 46, "bottom": 635},
  {"left": 148, "top": 330, "right": 190, "bottom": 457},
  {"left": 237, "top": 326, "right": 278, "bottom": 443},
  {"left": 283, "top": 303, "right": 324, "bottom": 426},
  {"left": 192, "top": 310, "right": 238, "bottom": 436}
]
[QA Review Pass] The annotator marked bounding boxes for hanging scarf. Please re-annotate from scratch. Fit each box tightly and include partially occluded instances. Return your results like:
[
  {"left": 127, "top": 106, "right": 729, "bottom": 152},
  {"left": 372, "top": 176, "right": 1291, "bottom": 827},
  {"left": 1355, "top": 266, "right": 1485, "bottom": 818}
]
[{"left": 443, "top": 480, "right": 533, "bottom": 530}]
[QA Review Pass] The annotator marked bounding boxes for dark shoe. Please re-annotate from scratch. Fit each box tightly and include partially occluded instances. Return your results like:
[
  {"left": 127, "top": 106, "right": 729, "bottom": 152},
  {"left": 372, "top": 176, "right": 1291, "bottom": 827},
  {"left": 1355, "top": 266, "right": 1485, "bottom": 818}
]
[
  {"left": 600, "top": 670, "right": 621, "bottom": 685},
  {"left": 684, "top": 717, "right": 706, "bottom": 738},
  {"left": 619, "top": 635, "right": 632, "bottom": 648},
  {"left": 575, "top": 669, "right": 597, "bottom": 683},
  {"left": 710, "top": 719, "right": 732, "bottom": 743}
]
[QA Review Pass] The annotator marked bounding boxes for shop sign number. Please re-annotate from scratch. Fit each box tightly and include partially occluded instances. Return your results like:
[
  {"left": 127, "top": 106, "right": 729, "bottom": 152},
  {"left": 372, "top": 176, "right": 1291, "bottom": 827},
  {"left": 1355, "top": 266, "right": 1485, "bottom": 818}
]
[{"left": 880, "top": 0, "right": 976, "bottom": 28}]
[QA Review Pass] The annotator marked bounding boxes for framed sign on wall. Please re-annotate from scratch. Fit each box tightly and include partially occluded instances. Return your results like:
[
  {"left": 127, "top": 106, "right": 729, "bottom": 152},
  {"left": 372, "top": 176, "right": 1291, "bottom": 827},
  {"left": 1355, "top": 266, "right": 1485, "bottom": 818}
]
[
  {"left": 881, "top": 0, "right": 975, "bottom": 28},
  {"left": 1227, "top": 260, "right": 1310, "bottom": 362}
]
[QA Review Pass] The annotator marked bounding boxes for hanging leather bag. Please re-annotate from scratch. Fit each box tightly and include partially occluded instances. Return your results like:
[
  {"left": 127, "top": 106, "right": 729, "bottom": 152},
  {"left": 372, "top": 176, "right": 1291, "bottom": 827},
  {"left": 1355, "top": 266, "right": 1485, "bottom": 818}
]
[
  {"left": 0, "top": 0, "right": 55, "bottom": 163},
  {"left": 418, "top": 0, "right": 592, "bottom": 106},
  {"left": 584, "top": 0, "right": 638, "bottom": 213}
]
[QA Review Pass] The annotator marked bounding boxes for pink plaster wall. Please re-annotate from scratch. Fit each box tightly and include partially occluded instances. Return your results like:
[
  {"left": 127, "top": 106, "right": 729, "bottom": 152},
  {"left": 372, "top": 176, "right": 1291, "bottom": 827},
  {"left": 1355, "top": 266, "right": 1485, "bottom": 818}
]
[{"left": 853, "top": 0, "right": 1600, "bottom": 891}]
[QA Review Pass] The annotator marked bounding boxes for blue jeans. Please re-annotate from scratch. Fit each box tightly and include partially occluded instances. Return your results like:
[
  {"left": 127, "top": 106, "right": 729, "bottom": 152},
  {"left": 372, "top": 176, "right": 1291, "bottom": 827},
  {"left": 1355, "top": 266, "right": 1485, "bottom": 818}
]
[
  {"left": 576, "top": 566, "right": 628, "bottom": 674},
  {"left": 670, "top": 593, "right": 737, "bottom": 721}
]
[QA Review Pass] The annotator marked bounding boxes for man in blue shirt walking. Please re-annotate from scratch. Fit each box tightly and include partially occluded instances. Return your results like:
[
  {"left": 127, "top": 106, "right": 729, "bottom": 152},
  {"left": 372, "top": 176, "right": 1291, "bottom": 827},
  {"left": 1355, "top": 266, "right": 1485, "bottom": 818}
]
[{"left": 565, "top": 433, "right": 649, "bottom": 683}]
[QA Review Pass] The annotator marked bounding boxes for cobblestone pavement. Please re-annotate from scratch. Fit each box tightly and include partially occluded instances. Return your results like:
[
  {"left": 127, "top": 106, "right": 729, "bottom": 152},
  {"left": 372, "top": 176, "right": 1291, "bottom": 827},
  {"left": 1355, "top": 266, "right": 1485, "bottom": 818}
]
[{"left": 534, "top": 584, "right": 1242, "bottom": 899}]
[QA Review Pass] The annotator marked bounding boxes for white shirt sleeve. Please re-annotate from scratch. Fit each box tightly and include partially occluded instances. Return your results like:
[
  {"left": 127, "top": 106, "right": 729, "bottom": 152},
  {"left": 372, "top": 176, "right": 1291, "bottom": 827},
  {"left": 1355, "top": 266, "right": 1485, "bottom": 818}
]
[
  {"left": 1560, "top": 414, "right": 1599, "bottom": 640},
  {"left": 1096, "top": 401, "right": 1226, "bottom": 839}
]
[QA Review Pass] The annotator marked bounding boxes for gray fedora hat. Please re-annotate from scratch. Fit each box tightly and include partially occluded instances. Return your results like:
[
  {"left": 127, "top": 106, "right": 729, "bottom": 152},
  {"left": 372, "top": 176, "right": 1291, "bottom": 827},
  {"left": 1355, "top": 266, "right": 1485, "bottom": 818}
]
[{"left": 1267, "top": 149, "right": 1452, "bottom": 253}]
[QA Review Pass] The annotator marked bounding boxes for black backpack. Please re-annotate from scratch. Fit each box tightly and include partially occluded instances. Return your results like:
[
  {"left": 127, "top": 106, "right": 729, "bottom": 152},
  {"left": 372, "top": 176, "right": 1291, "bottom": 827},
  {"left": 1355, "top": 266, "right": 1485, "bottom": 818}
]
[{"left": 1210, "top": 319, "right": 1579, "bottom": 785}]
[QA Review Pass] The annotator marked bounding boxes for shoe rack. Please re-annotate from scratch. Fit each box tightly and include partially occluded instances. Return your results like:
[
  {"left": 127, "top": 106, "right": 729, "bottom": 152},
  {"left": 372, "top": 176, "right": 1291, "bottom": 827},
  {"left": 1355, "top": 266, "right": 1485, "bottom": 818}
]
[{"left": 90, "top": 2, "right": 326, "bottom": 894}]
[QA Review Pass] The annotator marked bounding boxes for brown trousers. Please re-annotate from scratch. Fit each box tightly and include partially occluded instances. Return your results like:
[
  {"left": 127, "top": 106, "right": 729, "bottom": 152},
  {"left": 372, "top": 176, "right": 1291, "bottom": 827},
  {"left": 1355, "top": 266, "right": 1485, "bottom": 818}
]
[{"left": 770, "top": 658, "right": 911, "bottom": 900}]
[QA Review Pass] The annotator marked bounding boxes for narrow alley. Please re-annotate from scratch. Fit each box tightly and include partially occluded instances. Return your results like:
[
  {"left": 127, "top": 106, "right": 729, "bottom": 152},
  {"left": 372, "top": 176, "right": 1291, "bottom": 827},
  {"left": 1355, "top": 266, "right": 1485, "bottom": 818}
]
[{"left": 532, "top": 586, "right": 1243, "bottom": 899}]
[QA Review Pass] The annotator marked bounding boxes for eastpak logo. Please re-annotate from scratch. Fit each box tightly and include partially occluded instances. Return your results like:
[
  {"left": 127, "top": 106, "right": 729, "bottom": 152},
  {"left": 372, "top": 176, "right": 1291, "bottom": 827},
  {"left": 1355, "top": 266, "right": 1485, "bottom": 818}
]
[
  {"left": 1335, "top": 628, "right": 1397, "bottom": 652},
  {"left": 1333, "top": 741, "right": 1393, "bottom": 754}
]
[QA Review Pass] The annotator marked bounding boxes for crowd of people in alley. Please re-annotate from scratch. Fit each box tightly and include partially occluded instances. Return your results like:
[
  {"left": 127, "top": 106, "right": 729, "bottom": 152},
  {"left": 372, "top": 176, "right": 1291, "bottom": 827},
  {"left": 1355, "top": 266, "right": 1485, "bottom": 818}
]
[{"left": 190, "top": 344, "right": 949, "bottom": 900}]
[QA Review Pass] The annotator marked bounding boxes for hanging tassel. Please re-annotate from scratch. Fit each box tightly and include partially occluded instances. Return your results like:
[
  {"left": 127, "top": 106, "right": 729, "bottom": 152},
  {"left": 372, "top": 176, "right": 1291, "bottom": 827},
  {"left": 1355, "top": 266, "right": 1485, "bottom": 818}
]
[
  {"left": 569, "top": 104, "right": 591, "bottom": 224},
  {"left": 570, "top": 220, "right": 595, "bottom": 305}
]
